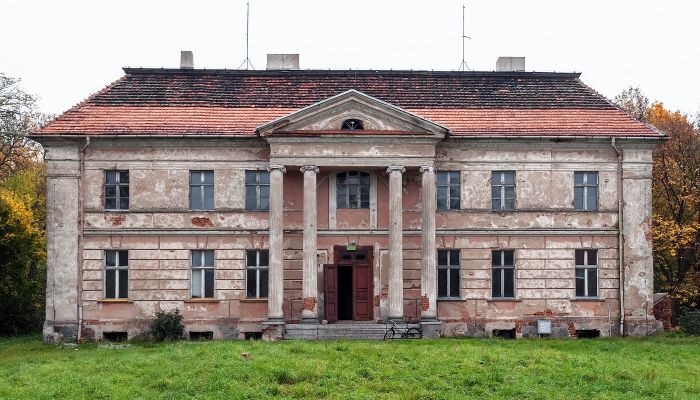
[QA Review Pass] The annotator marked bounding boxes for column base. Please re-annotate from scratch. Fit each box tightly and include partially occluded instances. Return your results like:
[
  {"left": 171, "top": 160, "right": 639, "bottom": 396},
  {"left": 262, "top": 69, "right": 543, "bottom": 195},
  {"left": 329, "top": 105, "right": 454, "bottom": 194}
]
[
  {"left": 420, "top": 319, "right": 443, "bottom": 339},
  {"left": 43, "top": 320, "right": 79, "bottom": 343},
  {"left": 262, "top": 319, "right": 285, "bottom": 341}
]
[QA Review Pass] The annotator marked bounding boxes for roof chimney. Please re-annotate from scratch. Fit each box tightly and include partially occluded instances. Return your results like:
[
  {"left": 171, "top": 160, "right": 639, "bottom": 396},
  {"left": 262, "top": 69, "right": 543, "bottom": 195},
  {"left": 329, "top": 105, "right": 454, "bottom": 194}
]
[
  {"left": 180, "top": 51, "right": 194, "bottom": 69},
  {"left": 496, "top": 57, "right": 525, "bottom": 72},
  {"left": 266, "top": 54, "right": 299, "bottom": 70}
]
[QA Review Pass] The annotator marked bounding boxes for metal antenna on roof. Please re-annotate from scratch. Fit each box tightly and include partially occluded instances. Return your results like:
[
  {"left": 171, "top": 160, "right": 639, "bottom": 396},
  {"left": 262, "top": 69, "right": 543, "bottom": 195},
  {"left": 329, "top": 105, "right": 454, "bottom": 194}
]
[
  {"left": 237, "top": 1, "right": 255, "bottom": 70},
  {"left": 458, "top": 4, "right": 471, "bottom": 71}
]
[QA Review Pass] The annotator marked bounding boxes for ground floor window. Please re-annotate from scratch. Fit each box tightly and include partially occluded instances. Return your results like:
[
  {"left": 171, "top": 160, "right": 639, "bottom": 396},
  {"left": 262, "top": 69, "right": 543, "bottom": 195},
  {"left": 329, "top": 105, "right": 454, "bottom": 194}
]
[
  {"left": 437, "top": 250, "right": 460, "bottom": 298},
  {"left": 105, "top": 250, "right": 128, "bottom": 299},
  {"left": 575, "top": 249, "right": 598, "bottom": 297},
  {"left": 246, "top": 250, "right": 269, "bottom": 298},
  {"left": 191, "top": 250, "right": 214, "bottom": 298},
  {"left": 492, "top": 250, "right": 515, "bottom": 298}
]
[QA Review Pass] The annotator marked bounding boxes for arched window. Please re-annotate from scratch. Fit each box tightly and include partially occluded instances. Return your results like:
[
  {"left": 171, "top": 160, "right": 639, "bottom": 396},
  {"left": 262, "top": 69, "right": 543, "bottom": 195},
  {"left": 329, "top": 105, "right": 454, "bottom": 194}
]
[
  {"left": 341, "top": 119, "right": 364, "bottom": 130},
  {"left": 336, "top": 171, "right": 370, "bottom": 208}
]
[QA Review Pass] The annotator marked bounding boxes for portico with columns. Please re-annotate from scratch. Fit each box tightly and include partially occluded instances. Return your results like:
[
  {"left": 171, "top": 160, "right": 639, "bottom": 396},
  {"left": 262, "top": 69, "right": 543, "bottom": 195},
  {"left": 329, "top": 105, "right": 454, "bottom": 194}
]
[{"left": 257, "top": 90, "right": 449, "bottom": 337}]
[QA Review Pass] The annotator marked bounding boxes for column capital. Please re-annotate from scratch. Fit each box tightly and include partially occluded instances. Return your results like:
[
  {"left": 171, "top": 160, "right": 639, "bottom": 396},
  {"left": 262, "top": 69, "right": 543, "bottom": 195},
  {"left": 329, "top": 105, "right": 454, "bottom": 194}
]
[
  {"left": 268, "top": 164, "right": 287, "bottom": 174},
  {"left": 300, "top": 165, "right": 320, "bottom": 173},
  {"left": 419, "top": 165, "right": 434, "bottom": 173},
  {"left": 387, "top": 165, "right": 406, "bottom": 174}
]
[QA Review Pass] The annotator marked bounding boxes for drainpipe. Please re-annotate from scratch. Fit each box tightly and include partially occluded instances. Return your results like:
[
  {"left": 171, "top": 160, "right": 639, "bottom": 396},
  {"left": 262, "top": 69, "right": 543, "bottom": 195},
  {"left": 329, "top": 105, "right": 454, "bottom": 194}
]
[
  {"left": 611, "top": 138, "right": 625, "bottom": 336},
  {"left": 77, "top": 136, "right": 90, "bottom": 341}
]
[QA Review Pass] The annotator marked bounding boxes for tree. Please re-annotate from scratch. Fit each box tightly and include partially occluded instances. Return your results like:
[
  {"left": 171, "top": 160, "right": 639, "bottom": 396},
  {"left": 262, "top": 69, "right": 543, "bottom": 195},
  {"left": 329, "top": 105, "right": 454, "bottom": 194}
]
[
  {"left": 616, "top": 87, "right": 700, "bottom": 311},
  {"left": 0, "top": 188, "right": 46, "bottom": 334},
  {"left": 0, "top": 73, "right": 45, "bottom": 181}
]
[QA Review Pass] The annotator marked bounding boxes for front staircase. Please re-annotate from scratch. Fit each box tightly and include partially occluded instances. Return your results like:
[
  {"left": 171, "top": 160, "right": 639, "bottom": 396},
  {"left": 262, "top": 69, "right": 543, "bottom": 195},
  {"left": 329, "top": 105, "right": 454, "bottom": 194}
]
[{"left": 284, "top": 322, "right": 421, "bottom": 340}]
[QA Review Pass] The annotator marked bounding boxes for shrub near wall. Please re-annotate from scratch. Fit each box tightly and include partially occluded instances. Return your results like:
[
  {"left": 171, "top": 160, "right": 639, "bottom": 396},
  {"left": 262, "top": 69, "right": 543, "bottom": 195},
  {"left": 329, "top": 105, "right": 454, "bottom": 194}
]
[
  {"left": 150, "top": 310, "right": 185, "bottom": 341},
  {"left": 679, "top": 310, "right": 700, "bottom": 335}
]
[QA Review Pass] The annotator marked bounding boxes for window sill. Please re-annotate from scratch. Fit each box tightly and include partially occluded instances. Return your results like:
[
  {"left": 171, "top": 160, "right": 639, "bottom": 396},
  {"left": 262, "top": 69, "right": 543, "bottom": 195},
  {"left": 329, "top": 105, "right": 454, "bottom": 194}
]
[
  {"left": 240, "top": 298, "right": 268, "bottom": 303},
  {"left": 188, "top": 210, "right": 216, "bottom": 212},
  {"left": 184, "top": 298, "right": 220, "bottom": 303},
  {"left": 570, "top": 297, "right": 605, "bottom": 302},
  {"left": 437, "top": 297, "right": 463, "bottom": 302},
  {"left": 97, "top": 298, "right": 133, "bottom": 303},
  {"left": 486, "top": 298, "right": 521, "bottom": 302},
  {"left": 103, "top": 209, "right": 129, "bottom": 213}
]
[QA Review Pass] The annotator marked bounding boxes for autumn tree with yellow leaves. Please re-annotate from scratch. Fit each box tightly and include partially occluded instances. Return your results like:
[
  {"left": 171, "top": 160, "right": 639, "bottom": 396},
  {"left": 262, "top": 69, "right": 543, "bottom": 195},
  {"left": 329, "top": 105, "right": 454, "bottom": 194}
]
[{"left": 616, "top": 88, "right": 700, "bottom": 311}]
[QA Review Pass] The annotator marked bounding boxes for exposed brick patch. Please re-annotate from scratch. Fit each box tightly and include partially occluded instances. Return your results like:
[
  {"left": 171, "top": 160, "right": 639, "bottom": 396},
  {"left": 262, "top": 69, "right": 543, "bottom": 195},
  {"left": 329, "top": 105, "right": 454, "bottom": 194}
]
[
  {"left": 302, "top": 297, "right": 317, "bottom": 312},
  {"left": 191, "top": 217, "right": 214, "bottom": 228},
  {"left": 373, "top": 295, "right": 381, "bottom": 307},
  {"left": 653, "top": 295, "right": 672, "bottom": 331},
  {"left": 567, "top": 321, "right": 576, "bottom": 337},
  {"left": 420, "top": 294, "right": 430, "bottom": 312},
  {"left": 643, "top": 215, "right": 653, "bottom": 244},
  {"left": 380, "top": 285, "right": 389, "bottom": 297},
  {"left": 109, "top": 214, "right": 126, "bottom": 226}
]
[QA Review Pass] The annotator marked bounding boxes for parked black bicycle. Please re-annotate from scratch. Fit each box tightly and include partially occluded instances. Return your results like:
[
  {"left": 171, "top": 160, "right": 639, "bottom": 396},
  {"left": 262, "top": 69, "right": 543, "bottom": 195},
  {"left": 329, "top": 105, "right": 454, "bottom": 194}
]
[{"left": 383, "top": 320, "right": 422, "bottom": 339}]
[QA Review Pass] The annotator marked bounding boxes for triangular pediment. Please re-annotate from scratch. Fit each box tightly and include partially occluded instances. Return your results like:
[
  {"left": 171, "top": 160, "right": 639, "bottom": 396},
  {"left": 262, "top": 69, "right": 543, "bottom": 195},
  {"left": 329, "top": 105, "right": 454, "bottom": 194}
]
[{"left": 256, "top": 89, "right": 449, "bottom": 138}]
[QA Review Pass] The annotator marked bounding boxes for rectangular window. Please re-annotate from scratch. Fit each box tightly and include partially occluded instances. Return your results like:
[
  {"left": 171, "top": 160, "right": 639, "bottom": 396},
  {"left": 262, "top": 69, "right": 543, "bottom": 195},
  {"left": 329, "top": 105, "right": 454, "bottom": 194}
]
[
  {"left": 437, "top": 171, "right": 461, "bottom": 210},
  {"left": 437, "top": 250, "right": 460, "bottom": 298},
  {"left": 336, "top": 171, "right": 370, "bottom": 209},
  {"left": 191, "top": 250, "right": 214, "bottom": 298},
  {"left": 104, "top": 170, "right": 129, "bottom": 210},
  {"left": 492, "top": 171, "right": 516, "bottom": 211},
  {"left": 245, "top": 170, "right": 270, "bottom": 211},
  {"left": 246, "top": 250, "right": 269, "bottom": 298},
  {"left": 492, "top": 250, "right": 515, "bottom": 298},
  {"left": 574, "top": 172, "right": 598, "bottom": 211},
  {"left": 189, "top": 171, "right": 214, "bottom": 211},
  {"left": 105, "top": 250, "right": 128, "bottom": 299},
  {"left": 575, "top": 249, "right": 598, "bottom": 297}
]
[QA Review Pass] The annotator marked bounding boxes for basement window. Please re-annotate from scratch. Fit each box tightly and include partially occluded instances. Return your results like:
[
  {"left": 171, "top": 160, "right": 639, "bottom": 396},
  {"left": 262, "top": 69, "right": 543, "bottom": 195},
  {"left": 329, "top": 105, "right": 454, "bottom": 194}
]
[
  {"left": 576, "top": 329, "right": 600, "bottom": 339},
  {"left": 341, "top": 118, "right": 364, "bottom": 130},
  {"left": 493, "top": 329, "right": 516, "bottom": 339},
  {"left": 103, "top": 331, "right": 128, "bottom": 342},
  {"left": 189, "top": 331, "right": 214, "bottom": 341},
  {"left": 245, "top": 332, "right": 263, "bottom": 340}
]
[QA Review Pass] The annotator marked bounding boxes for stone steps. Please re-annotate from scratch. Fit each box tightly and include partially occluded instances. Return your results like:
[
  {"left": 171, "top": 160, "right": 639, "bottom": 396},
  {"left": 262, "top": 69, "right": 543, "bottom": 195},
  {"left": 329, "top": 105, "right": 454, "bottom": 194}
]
[{"left": 284, "top": 323, "right": 422, "bottom": 340}]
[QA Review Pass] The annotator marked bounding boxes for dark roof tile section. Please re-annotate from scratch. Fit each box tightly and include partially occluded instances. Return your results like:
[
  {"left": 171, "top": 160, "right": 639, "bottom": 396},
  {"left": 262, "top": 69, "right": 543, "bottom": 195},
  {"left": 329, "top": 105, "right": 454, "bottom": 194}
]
[{"left": 35, "top": 69, "right": 662, "bottom": 137}]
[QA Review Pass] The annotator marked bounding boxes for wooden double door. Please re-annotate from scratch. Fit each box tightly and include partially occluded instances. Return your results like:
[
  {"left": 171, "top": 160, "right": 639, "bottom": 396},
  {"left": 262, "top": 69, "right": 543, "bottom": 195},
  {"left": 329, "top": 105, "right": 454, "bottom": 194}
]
[{"left": 324, "top": 246, "right": 373, "bottom": 322}]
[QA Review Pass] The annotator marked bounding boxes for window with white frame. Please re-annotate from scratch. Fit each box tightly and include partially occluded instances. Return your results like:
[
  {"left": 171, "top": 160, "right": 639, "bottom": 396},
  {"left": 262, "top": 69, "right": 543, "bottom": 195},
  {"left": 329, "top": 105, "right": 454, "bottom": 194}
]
[
  {"left": 104, "top": 170, "right": 129, "bottom": 210},
  {"left": 492, "top": 171, "right": 516, "bottom": 211},
  {"left": 575, "top": 249, "right": 598, "bottom": 297},
  {"left": 189, "top": 171, "right": 214, "bottom": 211},
  {"left": 492, "top": 250, "right": 515, "bottom": 298},
  {"left": 336, "top": 171, "right": 370, "bottom": 209},
  {"left": 574, "top": 172, "right": 598, "bottom": 211},
  {"left": 191, "top": 250, "right": 214, "bottom": 298},
  {"left": 437, "top": 171, "right": 460, "bottom": 210},
  {"left": 246, "top": 250, "right": 269, "bottom": 298},
  {"left": 437, "top": 250, "right": 460, "bottom": 298},
  {"left": 105, "top": 250, "right": 128, "bottom": 299},
  {"left": 245, "top": 170, "right": 270, "bottom": 211}
]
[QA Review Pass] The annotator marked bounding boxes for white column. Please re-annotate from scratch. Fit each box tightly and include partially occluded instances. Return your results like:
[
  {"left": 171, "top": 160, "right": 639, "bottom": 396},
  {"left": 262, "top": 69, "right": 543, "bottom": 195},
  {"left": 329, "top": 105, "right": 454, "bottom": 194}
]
[
  {"left": 267, "top": 164, "right": 286, "bottom": 321},
  {"left": 300, "top": 165, "right": 319, "bottom": 321},
  {"left": 387, "top": 165, "right": 405, "bottom": 320},
  {"left": 420, "top": 165, "right": 437, "bottom": 320}
]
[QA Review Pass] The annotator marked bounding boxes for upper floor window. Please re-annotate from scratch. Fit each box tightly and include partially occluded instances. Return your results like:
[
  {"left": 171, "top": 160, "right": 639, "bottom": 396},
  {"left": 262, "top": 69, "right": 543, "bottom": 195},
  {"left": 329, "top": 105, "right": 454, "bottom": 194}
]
[
  {"left": 190, "top": 171, "right": 214, "bottom": 211},
  {"left": 246, "top": 250, "right": 269, "bottom": 298},
  {"left": 437, "top": 171, "right": 460, "bottom": 210},
  {"left": 575, "top": 249, "right": 598, "bottom": 298},
  {"left": 191, "top": 250, "right": 214, "bottom": 299},
  {"left": 492, "top": 171, "right": 516, "bottom": 211},
  {"left": 336, "top": 171, "right": 370, "bottom": 209},
  {"left": 438, "top": 250, "right": 460, "bottom": 299},
  {"left": 105, "top": 171, "right": 129, "bottom": 210},
  {"left": 341, "top": 119, "right": 364, "bottom": 130},
  {"left": 492, "top": 250, "right": 515, "bottom": 298},
  {"left": 574, "top": 172, "right": 598, "bottom": 211},
  {"left": 105, "top": 250, "right": 128, "bottom": 299},
  {"left": 245, "top": 170, "right": 270, "bottom": 211}
]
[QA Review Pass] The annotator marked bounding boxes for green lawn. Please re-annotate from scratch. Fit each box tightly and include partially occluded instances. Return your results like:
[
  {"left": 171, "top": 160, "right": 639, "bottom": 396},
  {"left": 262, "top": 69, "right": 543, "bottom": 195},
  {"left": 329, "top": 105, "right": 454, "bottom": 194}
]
[{"left": 0, "top": 336, "right": 699, "bottom": 399}]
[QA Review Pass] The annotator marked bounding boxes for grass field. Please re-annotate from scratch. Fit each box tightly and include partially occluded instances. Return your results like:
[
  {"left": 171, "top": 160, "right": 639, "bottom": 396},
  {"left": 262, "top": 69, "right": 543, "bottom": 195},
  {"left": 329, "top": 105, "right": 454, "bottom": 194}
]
[{"left": 0, "top": 335, "right": 699, "bottom": 399}]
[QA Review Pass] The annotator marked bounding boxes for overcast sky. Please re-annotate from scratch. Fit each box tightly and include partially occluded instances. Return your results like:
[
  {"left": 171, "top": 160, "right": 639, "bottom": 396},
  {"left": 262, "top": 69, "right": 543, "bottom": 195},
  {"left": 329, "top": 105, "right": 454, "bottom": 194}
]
[{"left": 3, "top": 0, "right": 698, "bottom": 116}]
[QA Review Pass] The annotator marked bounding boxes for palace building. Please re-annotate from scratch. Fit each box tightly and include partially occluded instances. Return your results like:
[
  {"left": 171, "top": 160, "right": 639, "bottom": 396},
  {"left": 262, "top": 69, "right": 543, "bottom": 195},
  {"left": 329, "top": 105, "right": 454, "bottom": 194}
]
[{"left": 32, "top": 54, "right": 664, "bottom": 341}]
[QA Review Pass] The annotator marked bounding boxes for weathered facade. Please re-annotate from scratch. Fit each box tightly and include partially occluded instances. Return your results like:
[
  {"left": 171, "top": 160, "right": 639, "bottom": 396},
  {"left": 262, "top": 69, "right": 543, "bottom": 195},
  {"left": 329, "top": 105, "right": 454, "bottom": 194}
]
[{"left": 33, "top": 57, "right": 664, "bottom": 341}]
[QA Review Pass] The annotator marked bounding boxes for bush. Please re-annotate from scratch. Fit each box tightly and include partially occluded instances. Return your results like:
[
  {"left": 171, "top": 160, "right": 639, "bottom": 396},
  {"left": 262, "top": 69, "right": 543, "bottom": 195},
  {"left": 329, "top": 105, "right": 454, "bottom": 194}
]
[
  {"left": 679, "top": 310, "right": 700, "bottom": 335},
  {"left": 150, "top": 310, "right": 184, "bottom": 341}
]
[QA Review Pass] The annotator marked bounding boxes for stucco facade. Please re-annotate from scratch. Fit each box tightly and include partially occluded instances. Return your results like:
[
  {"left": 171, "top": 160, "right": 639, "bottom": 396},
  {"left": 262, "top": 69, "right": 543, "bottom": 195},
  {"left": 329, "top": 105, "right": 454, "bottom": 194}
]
[{"left": 33, "top": 68, "right": 664, "bottom": 341}]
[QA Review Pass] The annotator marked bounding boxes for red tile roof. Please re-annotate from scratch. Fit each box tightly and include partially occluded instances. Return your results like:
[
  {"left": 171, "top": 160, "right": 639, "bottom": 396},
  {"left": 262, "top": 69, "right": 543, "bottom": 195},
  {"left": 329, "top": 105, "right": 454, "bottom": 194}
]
[{"left": 34, "top": 69, "right": 662, "bottom": 138}]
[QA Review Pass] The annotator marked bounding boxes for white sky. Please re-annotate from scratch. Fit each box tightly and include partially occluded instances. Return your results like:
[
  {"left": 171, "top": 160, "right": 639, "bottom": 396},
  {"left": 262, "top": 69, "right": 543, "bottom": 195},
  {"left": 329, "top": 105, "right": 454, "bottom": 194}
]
[{"left": 2, "top": 0, "right": 699, "bottom": 116}]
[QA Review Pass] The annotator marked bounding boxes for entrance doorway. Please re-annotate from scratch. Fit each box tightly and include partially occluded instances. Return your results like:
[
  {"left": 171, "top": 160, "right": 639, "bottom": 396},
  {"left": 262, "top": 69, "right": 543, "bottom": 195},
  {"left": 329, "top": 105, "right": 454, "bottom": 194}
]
[{"left": 324, "top": 246, "right": 373, "bottom": 322}]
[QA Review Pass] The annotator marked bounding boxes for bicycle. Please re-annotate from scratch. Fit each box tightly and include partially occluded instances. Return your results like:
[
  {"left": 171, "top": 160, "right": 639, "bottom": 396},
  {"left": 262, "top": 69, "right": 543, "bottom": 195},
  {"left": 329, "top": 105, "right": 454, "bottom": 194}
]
[{"left": 383, "top": 320, "right": 422, "bottom": 339}]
